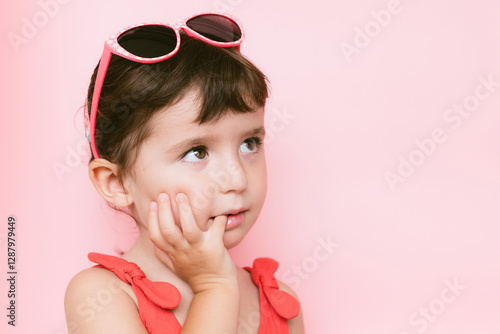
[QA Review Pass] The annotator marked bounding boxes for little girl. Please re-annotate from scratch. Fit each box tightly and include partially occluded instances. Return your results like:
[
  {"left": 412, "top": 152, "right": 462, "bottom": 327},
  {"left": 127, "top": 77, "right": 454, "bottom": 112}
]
[{"left": 64, "top": 13, "right": 304, "bottom": 333}]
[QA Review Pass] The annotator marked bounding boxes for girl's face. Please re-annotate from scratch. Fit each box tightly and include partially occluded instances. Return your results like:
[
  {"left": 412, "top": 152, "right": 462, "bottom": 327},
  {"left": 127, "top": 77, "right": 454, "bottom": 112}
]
[{"left": 125, "top": 89, "right": 267, "bottom": 249}]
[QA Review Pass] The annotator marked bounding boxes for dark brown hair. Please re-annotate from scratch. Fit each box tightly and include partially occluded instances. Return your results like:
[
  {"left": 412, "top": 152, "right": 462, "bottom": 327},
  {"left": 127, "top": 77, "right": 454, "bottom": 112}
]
[{"left": 86, "top": 33, "right": 269, "bottom": 186}]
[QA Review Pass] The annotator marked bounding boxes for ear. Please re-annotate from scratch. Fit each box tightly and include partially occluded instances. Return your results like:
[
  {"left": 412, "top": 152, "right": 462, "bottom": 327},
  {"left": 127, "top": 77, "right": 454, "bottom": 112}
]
[{"left": 88, "top": 158, "right": 134, "bottom": 208}]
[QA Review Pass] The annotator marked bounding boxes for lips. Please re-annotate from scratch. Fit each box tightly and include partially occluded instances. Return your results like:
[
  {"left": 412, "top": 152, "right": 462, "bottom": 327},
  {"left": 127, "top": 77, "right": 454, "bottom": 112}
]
[
  {"left": 209, "top": 209, "right": 247, "bottom": 229},
  {"left": 225, "top": 211, "right": 245, "bottom": 229}
]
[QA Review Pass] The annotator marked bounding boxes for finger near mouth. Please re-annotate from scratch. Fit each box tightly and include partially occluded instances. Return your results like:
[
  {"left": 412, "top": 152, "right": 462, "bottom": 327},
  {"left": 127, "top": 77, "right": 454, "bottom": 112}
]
[
  {"left": 209, "top": 215, "right": 227, "bottom": 220},
  {"left": 208, "top": 214, "right": 231, "bottom": 223},
  {"left": 209, "top": 211, "right": 246, "bottom": 229}
]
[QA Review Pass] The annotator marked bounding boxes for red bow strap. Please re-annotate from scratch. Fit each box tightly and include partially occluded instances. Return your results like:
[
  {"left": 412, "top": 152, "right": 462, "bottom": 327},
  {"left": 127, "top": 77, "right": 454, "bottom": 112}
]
[
  {"left": 247, "top": 257, "right": 300, "bottom": 319},
  {"left": 88, "top": 252, "right": 181, "bottom": 309}
]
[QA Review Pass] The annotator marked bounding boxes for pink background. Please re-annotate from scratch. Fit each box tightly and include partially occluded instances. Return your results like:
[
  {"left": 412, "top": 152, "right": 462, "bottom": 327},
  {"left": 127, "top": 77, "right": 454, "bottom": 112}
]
[{"left": 2, "top": 0, "right": 500, "bottom": 333}]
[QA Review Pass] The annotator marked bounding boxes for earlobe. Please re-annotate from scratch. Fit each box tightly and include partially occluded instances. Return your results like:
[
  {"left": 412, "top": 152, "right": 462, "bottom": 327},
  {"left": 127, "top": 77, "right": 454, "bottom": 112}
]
[{"left": 88, "top": 159, "right": 134, "bottom": 208}]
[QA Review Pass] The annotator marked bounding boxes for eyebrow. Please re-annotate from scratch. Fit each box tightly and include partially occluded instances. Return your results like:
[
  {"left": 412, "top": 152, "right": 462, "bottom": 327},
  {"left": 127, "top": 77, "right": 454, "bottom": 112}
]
[{"left": 166, "top": 126, "right": 266, "bottom": 154}]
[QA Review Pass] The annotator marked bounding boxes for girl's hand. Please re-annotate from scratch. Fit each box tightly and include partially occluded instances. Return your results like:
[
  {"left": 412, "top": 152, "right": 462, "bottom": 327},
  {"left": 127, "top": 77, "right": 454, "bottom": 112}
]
[{"left": 147, "top": 192, "right": 237, "bottom": 293}]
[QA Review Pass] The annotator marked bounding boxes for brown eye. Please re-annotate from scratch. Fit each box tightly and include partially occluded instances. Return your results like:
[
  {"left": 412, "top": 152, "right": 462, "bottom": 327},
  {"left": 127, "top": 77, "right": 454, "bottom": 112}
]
[
  {"left": 182, "top": 147, "right": 207, "bottom": 162},
  {"left": 241, "top": 137, "right": 262, "bottom": 153},
  {"left": 247, "top": 140, "right": 256, "bottom": 151},
  {"left": 193, "top": 148, "right": 206, "bottom": 159}
]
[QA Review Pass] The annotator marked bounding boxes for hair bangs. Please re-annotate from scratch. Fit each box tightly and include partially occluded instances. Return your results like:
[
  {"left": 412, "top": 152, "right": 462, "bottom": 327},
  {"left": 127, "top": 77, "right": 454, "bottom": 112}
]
[{"left": 181, "top": 36, "right": 269, "bottom": 124}]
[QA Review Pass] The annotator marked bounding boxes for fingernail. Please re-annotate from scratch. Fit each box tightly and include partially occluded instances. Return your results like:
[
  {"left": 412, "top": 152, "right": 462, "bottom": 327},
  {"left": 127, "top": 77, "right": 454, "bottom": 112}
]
[
  {"left": 176, "top": 193, "right": 187, "bottom": 202},
  {"left": 149, "top": 202, "right": 157, "bottom": 210},
  {"left": 158, "top": 193, "right": 168, "bottom": 202}
]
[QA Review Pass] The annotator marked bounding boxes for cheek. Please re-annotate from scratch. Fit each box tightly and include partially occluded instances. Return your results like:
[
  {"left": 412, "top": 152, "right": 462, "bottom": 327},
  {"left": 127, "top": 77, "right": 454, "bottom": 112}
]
[
  {"left": 252, "top": 157, "right": 268, "bottom": 194},
  {"left": 129, "top": 160, "right": 209, "bottom": 228},
  {"left": 164, "top": 178, "right": 210, "bottom": 230},
  {"left": 257, "top": 177, "right": 268, "bottom": 207},
  {"left": 129, "top": 176, "right": 184, "bottom": 228}
]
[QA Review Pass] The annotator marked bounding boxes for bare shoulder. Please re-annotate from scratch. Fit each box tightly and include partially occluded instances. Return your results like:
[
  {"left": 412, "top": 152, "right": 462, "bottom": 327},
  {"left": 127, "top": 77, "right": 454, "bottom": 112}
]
[
  {"left": 64, "top": 267, "right": 148, "bottom": 334},
  {"left": 277, "top": 280, "right": 306, "bottom": 334},
  {"left": 277, "top": 279, "right": 298, "bottom": 299}
]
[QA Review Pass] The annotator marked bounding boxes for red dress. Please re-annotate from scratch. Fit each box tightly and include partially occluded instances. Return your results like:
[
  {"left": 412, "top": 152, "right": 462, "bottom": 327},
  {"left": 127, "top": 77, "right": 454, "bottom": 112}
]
[{"left": 88, "top": 253, "right": 300, "bottom": 334}]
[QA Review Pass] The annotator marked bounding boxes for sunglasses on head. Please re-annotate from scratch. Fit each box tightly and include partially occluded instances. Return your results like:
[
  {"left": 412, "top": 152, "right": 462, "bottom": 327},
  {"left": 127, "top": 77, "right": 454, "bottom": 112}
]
[{"left": 87, "top": 13, "right": 245, "bottom": 159}]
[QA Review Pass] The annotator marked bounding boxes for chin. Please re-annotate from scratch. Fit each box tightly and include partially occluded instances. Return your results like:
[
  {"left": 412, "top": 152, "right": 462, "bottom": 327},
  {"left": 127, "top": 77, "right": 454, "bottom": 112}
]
[{"left": 222, "top": 231, "right": 247, "bottom": 250}]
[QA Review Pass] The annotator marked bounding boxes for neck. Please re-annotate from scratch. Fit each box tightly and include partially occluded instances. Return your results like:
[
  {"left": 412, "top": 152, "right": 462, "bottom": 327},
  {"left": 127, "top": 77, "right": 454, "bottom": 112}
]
[{"left": 121, "top": 224, "right": 173, "bottom": 277}]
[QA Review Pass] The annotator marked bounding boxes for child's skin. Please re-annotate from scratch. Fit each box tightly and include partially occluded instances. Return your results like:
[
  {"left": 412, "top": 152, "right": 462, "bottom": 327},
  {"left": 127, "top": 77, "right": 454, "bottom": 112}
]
[{"left": 65, "top": 88, "right": 305, "bottom": 333}]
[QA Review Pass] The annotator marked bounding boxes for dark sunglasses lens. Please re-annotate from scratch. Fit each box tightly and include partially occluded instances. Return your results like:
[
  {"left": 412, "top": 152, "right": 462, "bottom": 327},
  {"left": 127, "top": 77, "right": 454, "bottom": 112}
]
[
  {"left": 186, "top": 14, "right": 241, "bottom": 43},
  {"left": 117, "top": 25, "right": 177, "bottom": 58}
]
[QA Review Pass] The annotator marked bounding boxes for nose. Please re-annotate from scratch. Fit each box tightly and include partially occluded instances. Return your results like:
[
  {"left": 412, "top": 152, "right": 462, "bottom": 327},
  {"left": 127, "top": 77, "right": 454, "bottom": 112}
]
[{"left": 210, "top": 156, "right": 248, "bottom": 194}]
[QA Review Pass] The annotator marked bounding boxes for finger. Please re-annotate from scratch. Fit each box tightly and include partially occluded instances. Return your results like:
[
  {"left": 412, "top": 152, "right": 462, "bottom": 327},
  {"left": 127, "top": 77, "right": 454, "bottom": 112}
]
[
  {"left": 176, "top": 193, "right": 203, "bottom": 244},
  {"left": 209, "top": 215, "right": 228, "bottom": 240},
  {"left": 147, "top": 200, "right": 173, "bottom": 251},
  {"left": 157, "top": 193, "right": 185, "bottom": 247}
]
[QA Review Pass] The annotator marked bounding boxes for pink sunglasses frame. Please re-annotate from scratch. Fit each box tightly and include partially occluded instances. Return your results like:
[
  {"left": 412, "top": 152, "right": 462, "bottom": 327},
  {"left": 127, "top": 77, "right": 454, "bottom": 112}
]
[{"left": 87, "top": 13, "right": 245, "bottom": 159}]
